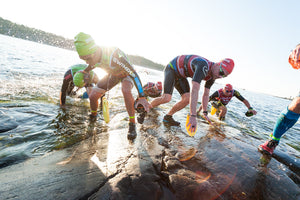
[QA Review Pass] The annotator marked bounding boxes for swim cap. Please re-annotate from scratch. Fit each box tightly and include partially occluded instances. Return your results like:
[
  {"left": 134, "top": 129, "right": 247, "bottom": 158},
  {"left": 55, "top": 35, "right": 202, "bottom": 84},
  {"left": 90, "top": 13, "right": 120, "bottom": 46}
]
[
  {"left": 220, "top": 58, "right": 234, "bottom": 74},
  {"left": 143, "top": 82, "right": 163, "bottom": 98},
  {"left": 74, "top": 32, "right": 98, "bottom": 56},
  {"left": 288, "top": 45, "right": 300, "bottom": 69},
  {"left": 134, "top": 99, "right": 145, "bottom": 113},
  {"left": 155, "top": 81, "right": 163, "bottom": 91},
  {"left": 224, "top": 84, "right": 233, "bottom": 91},
  {"left": 73, "top": 72, "right": 85, "bottom": 87}
]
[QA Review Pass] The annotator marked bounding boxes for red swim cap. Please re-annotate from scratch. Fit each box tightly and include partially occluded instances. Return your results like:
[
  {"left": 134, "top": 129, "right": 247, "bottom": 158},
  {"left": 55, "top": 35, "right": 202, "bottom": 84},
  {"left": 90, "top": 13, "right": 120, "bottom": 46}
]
[
  {"left": 224, "top": 84, "right": 233, "bottom": 91},
  {"left": 143, "top": 82, "right": 162, "bottom": 98},
  {"left": 220, "top": 58, "right": 234, "bottom": 74},
  {"left": 155, "top": 81, "right": 162, "bottom": 91}
]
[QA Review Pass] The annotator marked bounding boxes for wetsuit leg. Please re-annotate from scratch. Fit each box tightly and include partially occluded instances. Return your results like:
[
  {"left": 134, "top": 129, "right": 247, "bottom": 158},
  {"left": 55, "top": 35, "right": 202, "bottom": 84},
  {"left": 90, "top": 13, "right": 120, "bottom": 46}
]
[
  {"left": 174, "top": 77, "right": 190, "bottom": 96},
  {"left": 60, "top": 69, "right": 75, "bottom": 105},
  {"left": 163, "top": 66, "right": 177, "bottom": 95}
]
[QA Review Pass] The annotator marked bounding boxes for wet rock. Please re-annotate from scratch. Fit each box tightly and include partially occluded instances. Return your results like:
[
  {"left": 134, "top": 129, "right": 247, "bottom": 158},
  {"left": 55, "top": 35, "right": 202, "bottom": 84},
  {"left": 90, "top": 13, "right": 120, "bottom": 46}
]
[
  {"left": 163, "top": 156, "right": 185, "bottom": 171},
  {"left": 0, "top": 124, "right": 299, "bottom": 200},
  {"left": 169, "top": 174, "right": 217, "bottom": 200}
]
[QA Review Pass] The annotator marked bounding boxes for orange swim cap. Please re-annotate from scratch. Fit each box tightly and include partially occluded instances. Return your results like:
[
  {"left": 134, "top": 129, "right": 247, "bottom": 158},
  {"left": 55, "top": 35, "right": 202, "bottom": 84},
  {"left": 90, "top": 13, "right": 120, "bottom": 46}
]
[{"left": 288, "top": 45, "right": 300, "bottom": 69}]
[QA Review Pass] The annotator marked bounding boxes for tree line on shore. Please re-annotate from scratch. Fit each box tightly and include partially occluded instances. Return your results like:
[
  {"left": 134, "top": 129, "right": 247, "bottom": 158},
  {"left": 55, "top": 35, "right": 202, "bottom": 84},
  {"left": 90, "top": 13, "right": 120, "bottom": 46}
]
[{"left": 0, "top": 17, "right": 164, "bottom": 71}]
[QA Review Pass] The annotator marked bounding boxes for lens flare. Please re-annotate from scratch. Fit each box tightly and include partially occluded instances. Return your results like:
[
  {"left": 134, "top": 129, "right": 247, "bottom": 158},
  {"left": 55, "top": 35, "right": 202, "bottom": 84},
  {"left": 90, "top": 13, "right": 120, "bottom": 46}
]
[
  {"left": 195, "top": 171, "right": 211, "bottom": 183},
  {"left": 176, "top": 147, "right": 197, "bottom": 161}
]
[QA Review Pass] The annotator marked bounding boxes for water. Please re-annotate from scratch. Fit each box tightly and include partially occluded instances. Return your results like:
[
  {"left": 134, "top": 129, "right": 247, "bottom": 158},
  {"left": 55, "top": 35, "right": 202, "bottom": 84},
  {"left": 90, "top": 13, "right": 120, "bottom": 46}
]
[{"left": 0, "top": 34, "right": 299, "bottom": 169}]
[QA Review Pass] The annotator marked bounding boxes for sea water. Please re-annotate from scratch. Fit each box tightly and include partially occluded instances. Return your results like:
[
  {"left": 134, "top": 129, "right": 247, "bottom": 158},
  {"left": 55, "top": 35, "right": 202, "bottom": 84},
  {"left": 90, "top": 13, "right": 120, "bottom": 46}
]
[{"left": 0, "top": 34, "right": 299, "bottom": 168}]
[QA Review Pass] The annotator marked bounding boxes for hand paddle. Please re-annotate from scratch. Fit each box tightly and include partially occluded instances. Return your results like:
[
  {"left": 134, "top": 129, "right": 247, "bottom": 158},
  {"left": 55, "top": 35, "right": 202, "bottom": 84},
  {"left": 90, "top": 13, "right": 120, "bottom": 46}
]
[
  {"left": 102, "top": 97, "right": 110, "bottom": 123},
  {"left": 210, "top": 106, "right": 217, "bottom": 115},
  {"left": 185, "top": 114, "right": 197, "bottom": 136}
]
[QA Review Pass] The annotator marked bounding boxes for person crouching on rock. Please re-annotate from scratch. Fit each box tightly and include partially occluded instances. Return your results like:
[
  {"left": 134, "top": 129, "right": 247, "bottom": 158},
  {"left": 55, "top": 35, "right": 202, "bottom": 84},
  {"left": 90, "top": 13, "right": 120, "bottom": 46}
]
[
  {"left": 197, "top": 84, "right": 257, "bottom": 121},
  {"left": 59, "top": 64, "right": 99, "bottom": 109},
  {"left": 73, "top": 32, "right": 150, "bottom": 140},
  {"left": 147, "top": 55, "right": 235, "bottom": 134},
  {"left": 135, "top": 81, "right": 162, "bottom": 123},
  {"left": 143, "top": 81, "right": 162, "bottom": 98}
]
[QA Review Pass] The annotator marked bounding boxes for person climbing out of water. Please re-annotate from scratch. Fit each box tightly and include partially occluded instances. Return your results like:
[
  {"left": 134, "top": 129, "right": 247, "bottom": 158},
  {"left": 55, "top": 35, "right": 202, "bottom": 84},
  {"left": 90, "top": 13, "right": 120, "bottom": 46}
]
[
  {"left": 197, "top": 84, "right": 257, "bottom": 121},
  {"left": 141, "top": 55, "right": 235, "bottom": 133},
  {"left": 73, "top": 32, "right": 150, "bottom": 140},
  {"left": 135, "top": 81, "right": 163, "bottom": 124},
  {"left": 59, "top": 64, "right": 99, "bottom": 109},
  {"left": 258, "top": 44, "right": 300, "bottom": 155}
]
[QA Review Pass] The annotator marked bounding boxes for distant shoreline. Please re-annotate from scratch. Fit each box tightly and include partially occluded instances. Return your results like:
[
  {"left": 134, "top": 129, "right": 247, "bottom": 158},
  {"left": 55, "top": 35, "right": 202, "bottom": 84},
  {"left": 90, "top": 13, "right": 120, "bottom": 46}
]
[
  {"left": 1, "top": 17, "right": 296, "bottom": 100},
  {"left": 0, "top": 16, "right": 164, "bottom": 71}
]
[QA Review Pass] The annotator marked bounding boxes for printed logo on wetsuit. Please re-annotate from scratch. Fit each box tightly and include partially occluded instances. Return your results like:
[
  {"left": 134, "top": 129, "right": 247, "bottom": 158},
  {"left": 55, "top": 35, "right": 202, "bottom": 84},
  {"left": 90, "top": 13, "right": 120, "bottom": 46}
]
[
  {"left": 112, "top": 57, "right": 136, "bottom": 77},
  {"left": 118, "top": 52, "right": 123, "bottom": 58},
  {"left": 202, "top": 66, "right": 208, "bottom": 77}
]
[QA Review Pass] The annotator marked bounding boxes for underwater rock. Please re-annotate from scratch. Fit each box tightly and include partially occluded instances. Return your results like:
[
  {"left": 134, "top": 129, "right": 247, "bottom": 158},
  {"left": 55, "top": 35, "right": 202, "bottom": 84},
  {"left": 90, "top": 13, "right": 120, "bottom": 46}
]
[{"left": 0, "top": 111, "right": 18, "bottom": 133}]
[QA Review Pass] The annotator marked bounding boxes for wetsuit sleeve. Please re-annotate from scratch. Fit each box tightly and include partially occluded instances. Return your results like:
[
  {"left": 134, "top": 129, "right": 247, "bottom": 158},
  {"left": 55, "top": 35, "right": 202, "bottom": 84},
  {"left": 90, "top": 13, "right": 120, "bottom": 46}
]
[
  {"left": 83, "top": 64, "right": 96, "bottom": 73},
  {"left": 192, "top": 60, "right": 209, "bottom": 83},
  {"left": 111, "top": 49, "right": 145, "bottom": 97},
  {"left": 233, "top": 90, "right": 245, "bottom": 101},
  {"left": 204, "top": 78, "right": 215, "bottom": 89},
  {"left": 209, "top": 91, "right": 219, "bottom": 101},
  {"left": 60, "top": 77, "right": 73, "bottom": 105}
]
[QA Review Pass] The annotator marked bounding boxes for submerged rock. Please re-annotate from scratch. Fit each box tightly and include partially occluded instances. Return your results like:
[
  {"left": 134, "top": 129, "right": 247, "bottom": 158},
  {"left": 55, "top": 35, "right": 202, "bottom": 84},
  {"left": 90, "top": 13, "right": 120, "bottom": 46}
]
[{"left": 0, "top": 110, "right": 18, "bottom": 133}]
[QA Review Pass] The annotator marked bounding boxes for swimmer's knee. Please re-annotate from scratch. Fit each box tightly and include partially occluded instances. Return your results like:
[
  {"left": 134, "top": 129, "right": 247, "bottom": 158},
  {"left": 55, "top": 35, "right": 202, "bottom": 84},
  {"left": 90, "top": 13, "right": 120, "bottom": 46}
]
[
  {"left": 121, "top": 80, "right": 133, "bottom": 94},
  {"left": 161, "top": 94, "right": 172, "bottom": 103},
  {"left": 181, "top": 93, "right": 190, "bottom": 104},
  {"left": 288, "top": 97, "right": 300, "bottom": 114},
  {"left": 294, "top": 97, "right": 300, "bottom": 106},
  {"left": 90, "top": 87, "right": 105, "bottom": 100},
  {"left": 92, "top": 86, "right": 106, "bottom": 94}
]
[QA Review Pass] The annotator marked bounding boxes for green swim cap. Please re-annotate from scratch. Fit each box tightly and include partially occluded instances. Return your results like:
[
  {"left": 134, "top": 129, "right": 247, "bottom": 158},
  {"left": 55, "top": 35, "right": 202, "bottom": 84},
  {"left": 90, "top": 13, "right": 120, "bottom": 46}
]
[
  {"left": 74, "top": 32, "right": 98, "bottom": 56},
  {"left": 73, "top": 72, "right": 85, "bottom": 87}
]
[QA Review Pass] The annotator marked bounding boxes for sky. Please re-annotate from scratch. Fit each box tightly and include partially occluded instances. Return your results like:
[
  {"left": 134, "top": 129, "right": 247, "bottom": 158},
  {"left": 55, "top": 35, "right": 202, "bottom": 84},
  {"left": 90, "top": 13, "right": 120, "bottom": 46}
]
[{"left": 1, "top": 0, "right": 299, "bottom": 98}]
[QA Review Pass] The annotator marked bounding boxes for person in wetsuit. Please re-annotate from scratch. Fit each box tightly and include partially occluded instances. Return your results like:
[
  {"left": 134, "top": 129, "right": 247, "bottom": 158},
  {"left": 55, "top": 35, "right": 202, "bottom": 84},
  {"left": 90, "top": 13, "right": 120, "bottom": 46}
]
[
  {"left": 143, "top": 81, "right": 162, "bottom": 98},
  {"left": 59, "top": 64, "right": 99, "bottom": 108},
  {"left": 135, "top": 81, "right": 163, "bottom": 124},
  {"left": 147, "top": 55, "right": 235, "bottom": 133},
  {"left": 197, "top": 84, "right": 257, "bottom": 120},
  {"left": 258, "top": 44, "right": 300, "bottom": 155},
  {"left": 73, "top": 32, "right": 150, "bottom": 140}
]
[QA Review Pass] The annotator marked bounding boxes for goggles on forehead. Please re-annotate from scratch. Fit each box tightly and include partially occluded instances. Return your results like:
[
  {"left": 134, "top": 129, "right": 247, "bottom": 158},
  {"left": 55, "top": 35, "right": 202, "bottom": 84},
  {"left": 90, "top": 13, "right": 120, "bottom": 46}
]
[{"left": 219, "top": 64, "right": 226, "bottom": 77}]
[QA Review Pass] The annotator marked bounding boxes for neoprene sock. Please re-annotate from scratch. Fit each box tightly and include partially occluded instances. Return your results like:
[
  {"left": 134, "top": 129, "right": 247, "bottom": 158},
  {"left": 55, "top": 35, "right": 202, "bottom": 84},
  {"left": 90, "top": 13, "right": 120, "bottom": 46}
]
[
  {"left": 82, "top": 91, "right": 89, "bottom": 99},
  {"left": 271, "top": 107, "right": 299, "bottom": 142}
]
